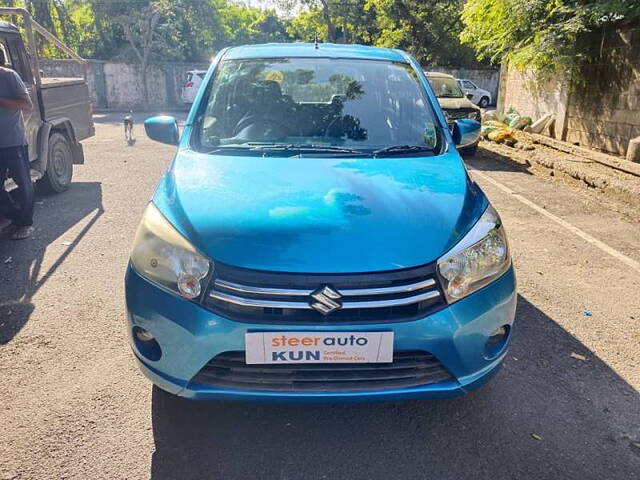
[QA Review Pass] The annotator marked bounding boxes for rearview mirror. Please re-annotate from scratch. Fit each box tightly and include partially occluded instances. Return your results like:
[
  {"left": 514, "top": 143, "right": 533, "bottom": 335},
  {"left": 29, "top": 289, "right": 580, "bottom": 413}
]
[
  {"left": 144, "top": 116, "right": 179, "bottom": 145},
  {"left": 452, "top": 118, "right": 481, "bottom": 148}
]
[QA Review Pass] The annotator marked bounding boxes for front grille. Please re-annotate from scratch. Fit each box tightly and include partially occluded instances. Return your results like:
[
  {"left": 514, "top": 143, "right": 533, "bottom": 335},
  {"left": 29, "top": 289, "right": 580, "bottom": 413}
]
[
  {"left": 190, "top": 351, "right": 454, "bottom": 392},
  {"left": 444, "top": 107, "right": 480, "bottom": 122},
  {"left": 205, "top": 263, "right": 446, "bottom": 324}
]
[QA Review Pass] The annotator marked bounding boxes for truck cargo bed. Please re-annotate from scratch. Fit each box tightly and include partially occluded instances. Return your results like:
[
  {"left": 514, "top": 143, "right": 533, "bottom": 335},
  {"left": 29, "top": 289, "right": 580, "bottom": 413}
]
[
  {"left": 39, "top": 78, "right": 93, "bottom": 142},
  {"left": 41, "top": 77, "right": 86, "bottom": 88}
]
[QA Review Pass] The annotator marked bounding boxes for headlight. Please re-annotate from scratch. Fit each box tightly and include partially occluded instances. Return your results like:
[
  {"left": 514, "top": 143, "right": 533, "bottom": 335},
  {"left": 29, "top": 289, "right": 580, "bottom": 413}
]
[
  {"left": 437, "top": 205, "right": 510, "bottom": 302},
  {"left": 130, "top": 203, "right": 211, "bottom": 299}
]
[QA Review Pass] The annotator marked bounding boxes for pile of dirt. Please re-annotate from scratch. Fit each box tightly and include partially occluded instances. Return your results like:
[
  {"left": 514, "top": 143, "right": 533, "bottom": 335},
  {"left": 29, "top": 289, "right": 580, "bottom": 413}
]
[{"left": 477, "top": 136, "right": 640, "bottom": 212}]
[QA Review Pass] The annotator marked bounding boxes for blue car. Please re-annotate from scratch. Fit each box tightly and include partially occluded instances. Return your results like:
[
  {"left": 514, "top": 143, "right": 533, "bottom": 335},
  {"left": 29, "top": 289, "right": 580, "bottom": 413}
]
[{"left": 126, "top": 43, "right": 516, "bottom": 403}]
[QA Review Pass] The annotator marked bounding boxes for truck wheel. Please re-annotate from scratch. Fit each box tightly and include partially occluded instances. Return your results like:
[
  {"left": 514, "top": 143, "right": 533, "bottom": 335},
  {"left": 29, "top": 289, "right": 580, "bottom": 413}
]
[
  {"left": 479, "top": 96, "right": 490, "bottom": 108},
  {"left": 40, "top": 132, "right": 73, "bottom": 194}
]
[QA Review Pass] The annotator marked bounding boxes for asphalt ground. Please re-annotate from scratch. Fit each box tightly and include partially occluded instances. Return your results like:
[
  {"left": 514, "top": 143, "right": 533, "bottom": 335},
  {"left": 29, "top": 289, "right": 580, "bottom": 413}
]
[{"left": 1, "top": 114, "right": 638, "bottom": 479}]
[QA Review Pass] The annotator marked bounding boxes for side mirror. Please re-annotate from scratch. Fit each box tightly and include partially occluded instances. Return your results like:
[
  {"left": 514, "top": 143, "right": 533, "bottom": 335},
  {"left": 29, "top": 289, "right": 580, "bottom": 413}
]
[
  {"left": 466, "top": 93, "right": 474, "bottom": 100},
  {"left": 144, "top": 116, "right": 179, "bottom": 145},
  {"left": 452, "top": 118, "right": 481, "bottom": 148}
]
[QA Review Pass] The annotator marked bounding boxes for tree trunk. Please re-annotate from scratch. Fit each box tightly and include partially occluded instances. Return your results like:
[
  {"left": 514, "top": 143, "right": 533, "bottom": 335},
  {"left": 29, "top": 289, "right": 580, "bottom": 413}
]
[
  {"left": 140, "top": 11, "right": 161, "bottom": 109},
  {"left": 319, "top": 0, "right": 335, "bottom": 42},
  {"left": 141, "top": 65, "right": 149, "bottom": 110},
  {"left": 53, "top": 2, "right": 74, "bottom": 45}
]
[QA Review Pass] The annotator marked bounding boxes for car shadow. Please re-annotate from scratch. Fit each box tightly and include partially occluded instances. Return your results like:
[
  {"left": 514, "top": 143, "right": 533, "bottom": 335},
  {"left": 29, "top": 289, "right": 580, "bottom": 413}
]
[
  {"left": 0, "top": 182, "right": 103, "bottom": 344},
  {"left": 148, "top": 294, "right": 639, "bottom": 480}
]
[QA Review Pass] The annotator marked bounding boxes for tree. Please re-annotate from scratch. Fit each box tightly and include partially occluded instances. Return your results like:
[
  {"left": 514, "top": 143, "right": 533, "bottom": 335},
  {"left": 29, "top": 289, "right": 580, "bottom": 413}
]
[
  {"left": 318, "top": 0, "right": 335, "bottom": 42},
  {"left": 170, "top": 0, "right": 225, "bottom": 62},
  {"left": 118, "top": 1, "right": 176, "bottom": 107},
  {"left": 219, "top": 2, "right": 290, "bottom": 46},
  {"left": 366, "top": 0, "right": 480, "bottom": 66},
  {"left": 460, "top": 0, "right": 640, "bottom": 74},
  {"left": 279, "top": 0, "right": 336, "bottom": 42},
  {"left": 284, "top": 0, "right": 376, "bottom": 44},
  {"left": 335, "top": 0, "right": 378, "bottom": 44},
  {"left": 287, "top": 9, "right": 326, "bottom": 41}
]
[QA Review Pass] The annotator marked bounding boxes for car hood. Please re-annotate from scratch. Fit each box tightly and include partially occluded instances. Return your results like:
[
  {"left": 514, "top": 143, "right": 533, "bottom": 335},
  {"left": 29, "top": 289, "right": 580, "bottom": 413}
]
[
  {"left": 437, "top": 97, "right": 478, "bottom": 110},
  {"left": 153, "top": 150, "right": 487, "bottom": 273}
]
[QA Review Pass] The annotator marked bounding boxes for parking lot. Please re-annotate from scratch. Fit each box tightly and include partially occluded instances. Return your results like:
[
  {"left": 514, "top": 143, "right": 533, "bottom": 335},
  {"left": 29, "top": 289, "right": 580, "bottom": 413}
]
[{"left": 1, "top": 114, "right": 639, "bottom": 480}]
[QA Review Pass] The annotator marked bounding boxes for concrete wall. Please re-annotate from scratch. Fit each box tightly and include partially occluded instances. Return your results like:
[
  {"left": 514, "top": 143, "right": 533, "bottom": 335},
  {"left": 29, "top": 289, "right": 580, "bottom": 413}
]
[
  {"left": 564, "top": 26, "right": 640, "bottom": 155},
  {"left": 40, "top": 58, "right": 501, "bottom": 110},
  {"left": 39, "top": 59, "right": 209, "bottom": 111},
  {"left": 426, "top": 66, "right": 500, "bottom": 105},
  {"left": 497, "top": 67, "right": 570, "bottom": 139},
  {"left": 497, "top": 23, "right": 640, "bottom": 156}
]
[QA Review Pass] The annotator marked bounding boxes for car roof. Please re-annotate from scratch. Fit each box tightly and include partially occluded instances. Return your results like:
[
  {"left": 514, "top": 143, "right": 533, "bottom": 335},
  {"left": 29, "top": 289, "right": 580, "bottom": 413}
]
[
  {"left": 0, "top": 21, "right": 19, "bottom": 34},
  {"left": 223, "top": 43, "right": 407, "bottom": 63},
  {"left": 424, "top": 72, "right": 455, "bottom": 79}
]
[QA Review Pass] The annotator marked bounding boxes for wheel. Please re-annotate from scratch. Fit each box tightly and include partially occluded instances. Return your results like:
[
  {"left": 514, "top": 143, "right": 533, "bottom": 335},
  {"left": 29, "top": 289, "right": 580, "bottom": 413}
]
[
  {"left": 478, "top": 96, "right": 490, "bottom": 108},
  {"left": 460, "top": 143, "right": 479, "bottom": 157},
  {"left": 39, "top": 132, "right": 73, "bottom": 194}
]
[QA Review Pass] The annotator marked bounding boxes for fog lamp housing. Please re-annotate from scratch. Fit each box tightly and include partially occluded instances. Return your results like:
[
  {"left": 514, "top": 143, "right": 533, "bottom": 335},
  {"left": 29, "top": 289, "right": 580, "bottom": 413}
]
[
  {"left": 484, "top": 324, "right": 510, "bottom": 359},
  {"left": 135, "top": 327, "right": 155, "bottom": 342},
  {"left": 133, "top": 326, "right": 161, "bottom": 361}
]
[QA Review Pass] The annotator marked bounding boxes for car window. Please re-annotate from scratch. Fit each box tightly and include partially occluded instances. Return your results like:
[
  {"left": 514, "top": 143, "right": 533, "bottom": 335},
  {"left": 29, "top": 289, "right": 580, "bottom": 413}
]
[
  {"left": 197, "top": 72, "right": 206, "bottom": 80},
  {"left": 7, "top": 36, "right": 33, "bottom": 84},
  {"left": 427, "top": 77, "right": 464, "bottom": 99},
  {"left": 196, "top": 58, "right": 441, "bottom": 152},
  {"left": 463, "top": 81, "right": 476, "bottom": 89},
  {"left": 0, "top": 39, "right": 13, "bottom": 66}
]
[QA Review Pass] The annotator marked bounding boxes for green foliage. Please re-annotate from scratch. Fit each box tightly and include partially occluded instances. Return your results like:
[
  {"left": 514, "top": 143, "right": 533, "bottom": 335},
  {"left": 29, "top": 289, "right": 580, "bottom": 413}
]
[
  {"left": 366, "top": 0, "right": 480, "bottom": 66},
  {"left": 284, "top": 0, "right": 377, "bottom": 44},
  {"left": 218, "top": 2, "right": 290, "bottom": 46},
  {"left": 13, "top": 0, "right": 505, "bottom": 70},
  {"left": 287, "top": 9, "right": 326, "bottom": 41},
  {"left": 460, "top": 0, "right": 640, "bottom": 74},
  {"left": 14, "top": 0, "right": 290, "bottom": 62}
]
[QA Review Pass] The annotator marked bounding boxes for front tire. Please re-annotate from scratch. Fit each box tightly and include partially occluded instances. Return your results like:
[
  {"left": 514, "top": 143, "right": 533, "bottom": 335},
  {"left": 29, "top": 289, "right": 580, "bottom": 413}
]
[
  {"left": 39, "top": 132, "right": 73, "bottom": 194},
  {"left": 479, "top": 96, "right": 490, "bottom": 108}
]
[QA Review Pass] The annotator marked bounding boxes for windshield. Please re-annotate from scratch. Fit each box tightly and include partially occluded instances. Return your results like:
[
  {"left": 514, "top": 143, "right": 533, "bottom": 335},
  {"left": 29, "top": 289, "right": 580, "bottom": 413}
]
[
  {"left": 428, "top": 76, "right": 464, "bottom": 98},
  {"left": 194, "top": 58, "right": 441, "bottom": 153}
]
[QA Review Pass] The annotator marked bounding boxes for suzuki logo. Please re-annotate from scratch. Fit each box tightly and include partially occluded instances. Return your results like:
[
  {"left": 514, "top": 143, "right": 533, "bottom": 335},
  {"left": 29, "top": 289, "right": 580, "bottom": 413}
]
[{"left": 310, "top": 286, "right": 342, "bottom": 315}]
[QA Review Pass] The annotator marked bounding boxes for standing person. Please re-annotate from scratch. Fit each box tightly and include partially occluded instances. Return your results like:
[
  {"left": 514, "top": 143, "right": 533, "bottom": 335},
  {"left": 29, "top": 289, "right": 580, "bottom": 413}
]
[{"left": 0, "top": 48, "right": 34, "bottom": 240}]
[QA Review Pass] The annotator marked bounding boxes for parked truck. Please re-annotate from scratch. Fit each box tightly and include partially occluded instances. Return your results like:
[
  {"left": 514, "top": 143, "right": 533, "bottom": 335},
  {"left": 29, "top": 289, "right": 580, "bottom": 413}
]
[{"left": 0, "top": 7, "right": 94, "bottom": 193}]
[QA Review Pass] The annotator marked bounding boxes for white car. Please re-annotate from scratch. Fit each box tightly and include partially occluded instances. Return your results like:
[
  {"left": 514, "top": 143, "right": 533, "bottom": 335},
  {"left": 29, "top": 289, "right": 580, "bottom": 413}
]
[
  {"left": 456, "top": 79, "right": 492, "bottom": 108},
  {"left": 180, "top": 70, "right": 207, "bottom": 104}
]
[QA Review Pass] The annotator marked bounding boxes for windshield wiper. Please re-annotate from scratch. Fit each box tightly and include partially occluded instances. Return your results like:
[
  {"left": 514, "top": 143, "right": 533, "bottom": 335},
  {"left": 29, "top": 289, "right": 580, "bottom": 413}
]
[
  {"left": 373, "top": 145, "right": 436, "bottom": 157},
  {"left": 201, "top": 145, "right": 253, "bottom": 155},
  {"left": 250, "top": 144, "right": 362, "bottom": 154}
]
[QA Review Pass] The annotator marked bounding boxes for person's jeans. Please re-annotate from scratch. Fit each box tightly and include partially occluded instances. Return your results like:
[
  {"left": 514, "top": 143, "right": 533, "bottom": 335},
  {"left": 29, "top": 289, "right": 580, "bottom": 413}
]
[{"left": 0, "top": 145, "right": 34, "bottom": 227}]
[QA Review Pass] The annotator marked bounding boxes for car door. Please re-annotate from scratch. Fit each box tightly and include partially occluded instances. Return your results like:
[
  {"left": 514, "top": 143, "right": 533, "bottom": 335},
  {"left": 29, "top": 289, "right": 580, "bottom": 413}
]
[
  {"left": 193, "top": 71, "right": 205, "bottom": 91},
  {"left": 1, "top": 33, "right": 41, "bottom": 162},
  {"left": 181, "top": 72, "right": 193, "bottom": 103},
  {"left": 461, "top": 80, "right": 480, "bottom": 104}
]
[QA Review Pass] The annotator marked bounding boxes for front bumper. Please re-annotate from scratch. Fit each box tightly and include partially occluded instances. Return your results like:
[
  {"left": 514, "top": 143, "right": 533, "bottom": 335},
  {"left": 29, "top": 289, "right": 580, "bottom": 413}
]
[{"left": 125, "top": 265, "right": 517, "bottom": 403}]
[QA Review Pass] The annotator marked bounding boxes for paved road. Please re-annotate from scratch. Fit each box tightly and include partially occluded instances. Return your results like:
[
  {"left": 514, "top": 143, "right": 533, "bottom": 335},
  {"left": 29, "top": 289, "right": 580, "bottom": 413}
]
[{"left": 1, "top": 118, "right": 638, "bottom": 479}]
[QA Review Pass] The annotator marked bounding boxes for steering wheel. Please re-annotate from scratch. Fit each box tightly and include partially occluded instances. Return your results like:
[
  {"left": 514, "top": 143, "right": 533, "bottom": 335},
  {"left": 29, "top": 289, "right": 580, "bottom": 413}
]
[{"left": 232, "top": 115, "right": 290, "bottom": 138}]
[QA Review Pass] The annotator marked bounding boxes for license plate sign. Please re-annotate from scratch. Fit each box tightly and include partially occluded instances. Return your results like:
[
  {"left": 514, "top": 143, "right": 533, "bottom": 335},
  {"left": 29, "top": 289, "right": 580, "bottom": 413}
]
[{"left": 245, "top": 332, "right": 394, "bottom": 365}]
